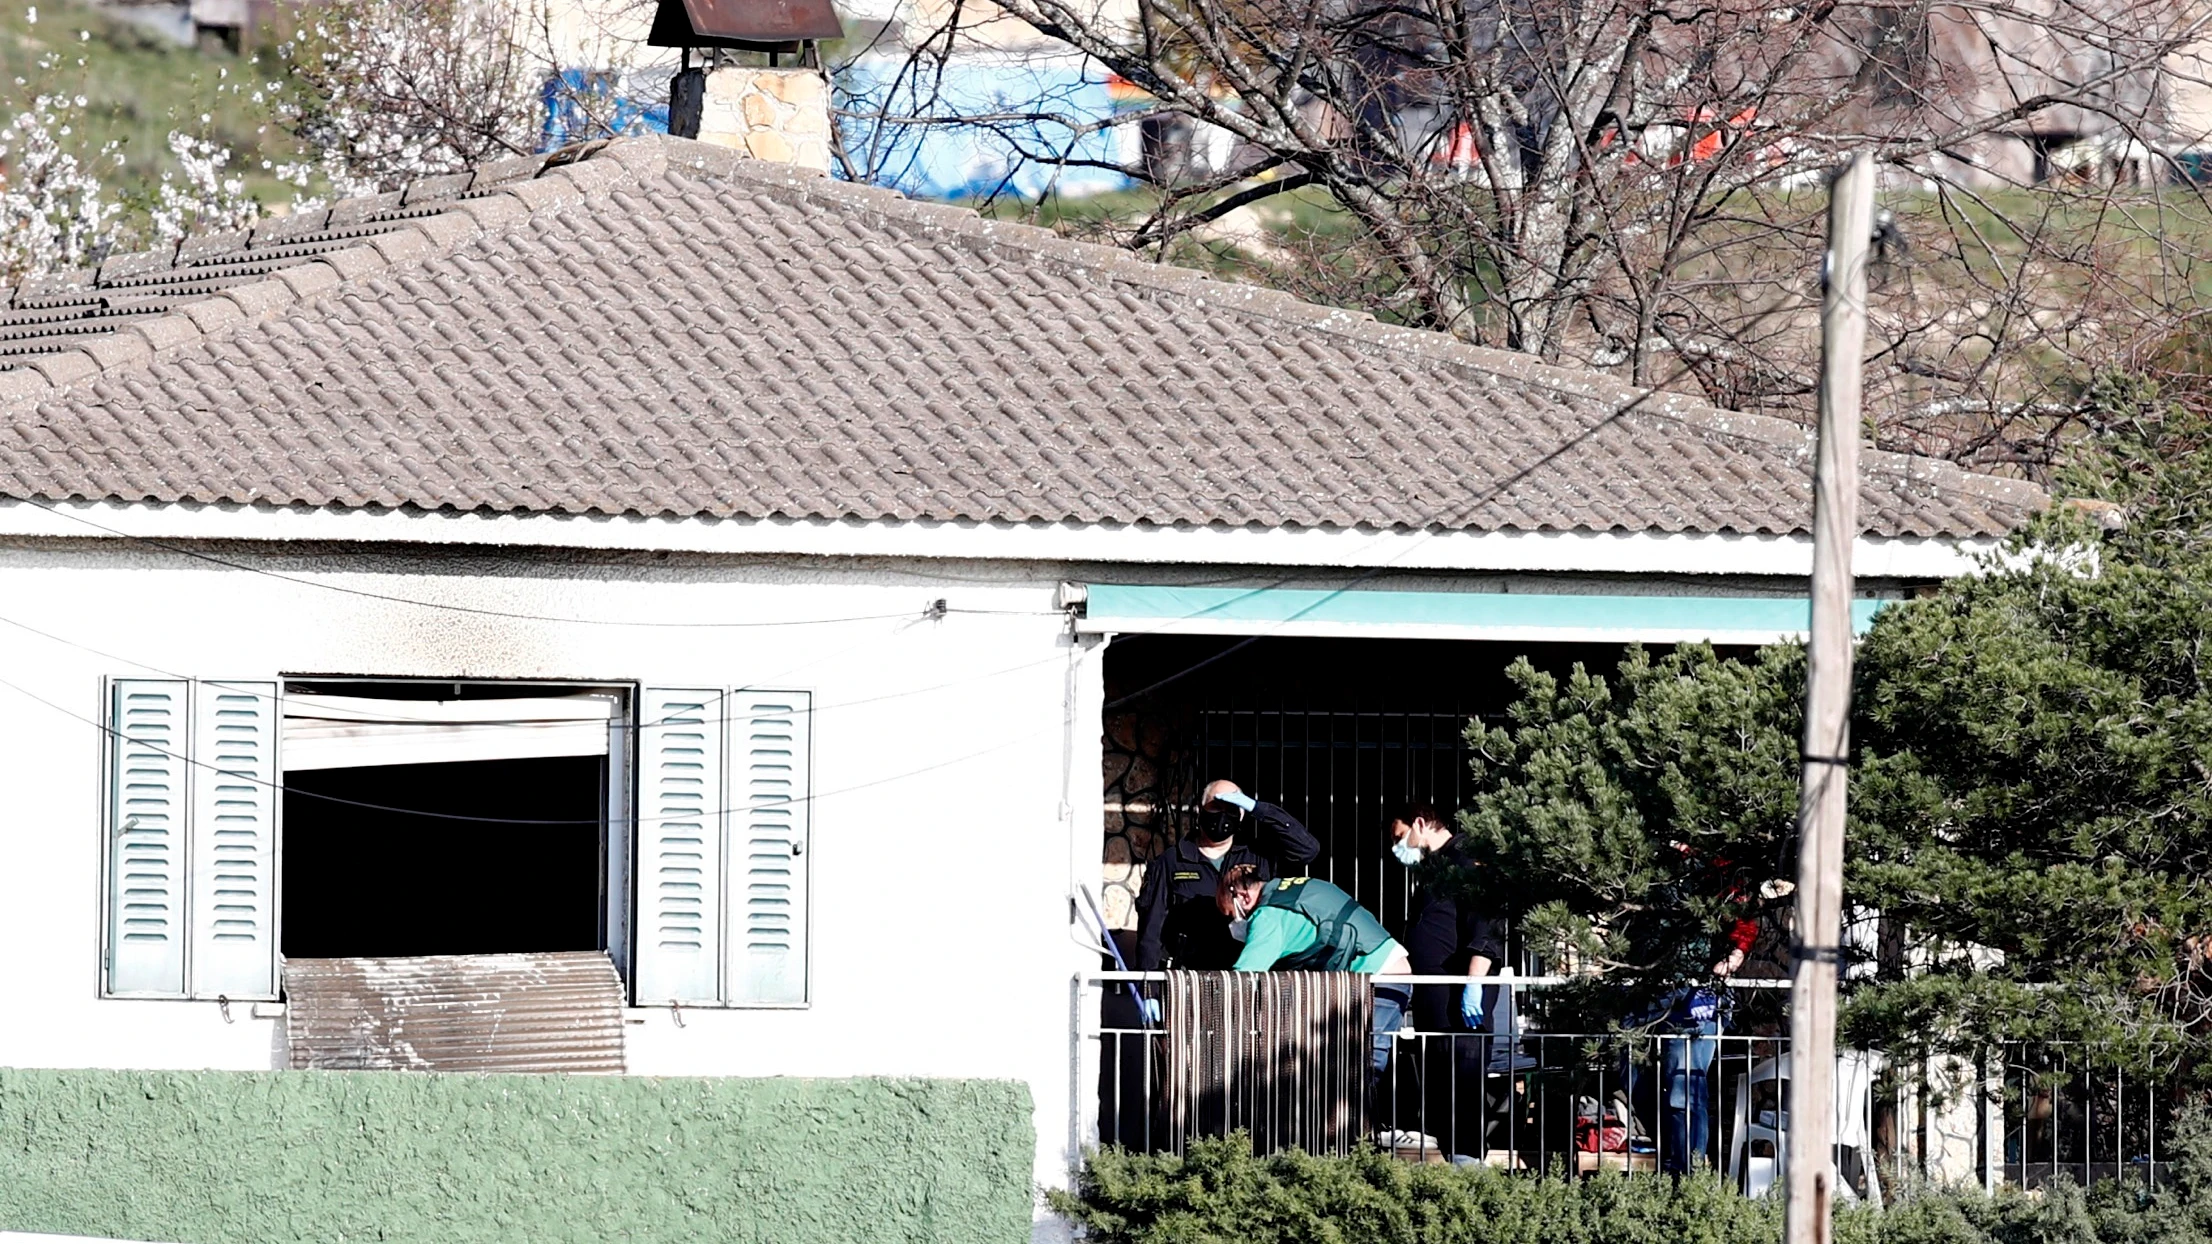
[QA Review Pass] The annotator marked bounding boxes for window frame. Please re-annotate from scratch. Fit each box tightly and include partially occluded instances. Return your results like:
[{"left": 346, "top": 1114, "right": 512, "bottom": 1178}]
[{"left": 96, "top": 676, "right": 814, "bottom": 1011}]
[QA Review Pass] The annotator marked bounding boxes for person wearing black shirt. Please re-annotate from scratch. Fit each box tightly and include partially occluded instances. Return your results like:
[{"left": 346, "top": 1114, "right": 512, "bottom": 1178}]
[
  {"left": 1134, "top": 780, "right": 1322, "bottom": 975},
  {"left": 1390, "top": 801, "right": 1509, "bottom": 1158}
]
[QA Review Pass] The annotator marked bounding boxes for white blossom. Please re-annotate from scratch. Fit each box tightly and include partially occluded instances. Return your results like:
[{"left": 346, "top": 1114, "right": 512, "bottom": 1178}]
[
  {"left": 151, "top": 132, "right": 259, "bottom": 242},
  {"left": 0, "top": 92, "right": 122, "bottom": 279}
]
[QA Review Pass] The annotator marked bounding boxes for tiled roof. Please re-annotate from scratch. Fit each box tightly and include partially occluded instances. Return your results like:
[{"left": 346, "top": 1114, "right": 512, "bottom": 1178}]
[{"left": 0, "top": 136, "right": 2043, "bottom": 539}]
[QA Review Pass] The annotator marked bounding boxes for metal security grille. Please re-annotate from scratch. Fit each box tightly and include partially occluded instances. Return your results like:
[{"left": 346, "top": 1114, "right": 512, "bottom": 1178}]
[
  {"left": 1163, "top": 970, "right": 1374, "bottom": 1156},
  {"left": 1196, "top": 708, "right": 1478, "bottom": 937}
]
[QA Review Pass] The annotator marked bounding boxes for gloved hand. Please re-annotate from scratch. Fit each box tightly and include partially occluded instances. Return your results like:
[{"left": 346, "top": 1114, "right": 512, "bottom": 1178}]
[
  {"left": 1461, "top": 984, "right": 1486, "bottom": 1029},
  {"left": 1142, "top": 998, "right": 1163, "bottom": 1025},
  {"left": 1216, "top": 790, "right": 1256, "bottom": 811}
]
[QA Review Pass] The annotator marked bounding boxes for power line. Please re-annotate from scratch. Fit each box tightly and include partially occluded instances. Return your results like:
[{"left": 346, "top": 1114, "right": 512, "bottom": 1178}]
[
  {"left": 1102, "top": 374, "right": 1678, "bottom": 710},
  {"left": 4, "top": 368, "right": 1690, "bottom": 825},
  {"left": 0, "top": 609, "right": 913, "bottom": 729},
  {"left": 0, "top": 666, "right": 1073, "bottom": 826},
  {"left": 0, "top": 671, "right": 599, "bottom": 825},
  {"left": 11, "top": 497, "right": 923, "bottom": 630},
  {"left": 792, "top": 380, "right": 1687, "bottom": 811},
  {"left": 0, "top": 602, "right": 1079, "bottom": 730},
  {"left": 0, "top": 606, "right": 1081, "bottom": 823}
]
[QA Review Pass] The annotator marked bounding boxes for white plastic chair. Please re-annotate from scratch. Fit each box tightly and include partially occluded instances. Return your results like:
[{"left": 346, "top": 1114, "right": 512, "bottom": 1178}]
[{"left": 1727, "top": 1051, "right": 1884, "bottom": 1207}]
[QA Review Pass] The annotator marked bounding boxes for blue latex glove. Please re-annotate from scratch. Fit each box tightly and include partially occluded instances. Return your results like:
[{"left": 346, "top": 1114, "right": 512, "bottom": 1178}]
[
  {"left": 1217, "top": 790, "right": 1256, "bottom": 811},
  {"left": 1461, "top": 984, "right": 1486, "bottom": 1029},
  {"left": 1142, "top": 998, "right": 1163, "bottom": 1025}
]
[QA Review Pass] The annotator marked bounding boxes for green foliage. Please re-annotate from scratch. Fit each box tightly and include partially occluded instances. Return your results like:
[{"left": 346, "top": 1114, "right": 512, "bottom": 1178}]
[
  {"left": 2055, "top": 375, "right": 2212, "bottom": 567},
  {"left": 1845, "top": 532, "right": 2212, "bottom": 1068},
  {"left": 1836, "top": 378, "right": 2212, "bottom": 1068},
  {"left": 1449, "top": 644, "right": 1805, "bottom": 1026},
  {"left": 1447, "top": 375, "right": 2212, "bottom": 1070},
  {"left": 1050, "top": 1136, "right": 1783, "bottom": 1244},
  {"left": 1052, "top": 1133, "right": 2212, "bottom": 1244}
]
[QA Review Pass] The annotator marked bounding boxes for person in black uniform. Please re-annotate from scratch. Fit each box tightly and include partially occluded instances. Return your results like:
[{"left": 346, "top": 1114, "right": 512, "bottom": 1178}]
[
  {"left": 1389, "top": 801, "right": 1509, "bottom": 1158},
  {"left": 1134, "top": 780, "right": 1321, "bottom": 977}
]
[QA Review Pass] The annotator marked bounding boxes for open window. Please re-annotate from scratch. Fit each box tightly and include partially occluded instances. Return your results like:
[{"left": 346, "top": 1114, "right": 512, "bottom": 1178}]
[
  {"left": 277, "top": 680, "right": 631, "bottom": 965},
  {"left": 102, "top": 676, "right": 814, "bottom": 1010}
]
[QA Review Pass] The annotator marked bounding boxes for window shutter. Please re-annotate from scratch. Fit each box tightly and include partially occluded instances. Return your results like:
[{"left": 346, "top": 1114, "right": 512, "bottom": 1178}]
[
  {"left": 189, "top": 681, "right": 278, "bottom": 1000},
  {"left": 727, "top": 690, "right": 810, "bottom": 1005},
  {"left": 635, "top": 688, "right": 725, "bottom": 1004},
  {"left": 108, "top": 680, "right": 188, "bottom": 995}
]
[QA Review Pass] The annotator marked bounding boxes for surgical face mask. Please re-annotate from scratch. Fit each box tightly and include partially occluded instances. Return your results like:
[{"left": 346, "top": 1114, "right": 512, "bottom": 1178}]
[
  {"left": 1392, "top": 841, "right": 1425, "bottom": 868},
  {"left": 1227, "top": 897, "right": 1252, "bottom": 941}
]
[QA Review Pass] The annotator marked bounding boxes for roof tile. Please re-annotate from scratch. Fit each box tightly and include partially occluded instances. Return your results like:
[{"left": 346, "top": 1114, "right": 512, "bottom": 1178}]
[{"left": 0, "top": 135, "right": 2043, "bottom": 541}]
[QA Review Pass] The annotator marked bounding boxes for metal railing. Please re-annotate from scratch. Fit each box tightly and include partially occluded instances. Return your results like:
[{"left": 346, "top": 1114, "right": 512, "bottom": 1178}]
[
  {"left": 1999, "top": 1043, "right": 2175, "bottom": 1191},
  {"left": 1078, "top": 973, "right": 2178, "bottom": 1195}
]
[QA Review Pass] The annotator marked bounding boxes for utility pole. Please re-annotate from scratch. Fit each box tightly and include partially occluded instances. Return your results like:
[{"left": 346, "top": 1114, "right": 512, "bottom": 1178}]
[{"left": 1786, "top": 151, "right": 1872, "bottom": 1244}]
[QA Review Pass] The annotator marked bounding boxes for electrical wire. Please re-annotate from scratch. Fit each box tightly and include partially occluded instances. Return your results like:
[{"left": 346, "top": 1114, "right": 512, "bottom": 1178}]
[
  {"left": 9, "top": 497, "right": 923, "bottom": 630},
  {"left": 0, "top": 671, "right": 601, "bottom": 825},
  {"left": 0, "top": 665, "right": 1071, "bottom": 825},
  {"left": 0, "top": 597, "right": 1078, "bottom": 823},
  {"left": 2, "top": 369, "right": 1691, "bottom": 825},
  {"left": 0, "top": 606, "right": 1075, "bottom": 733},
  {"left": 1100, "top": 374, "right": 1682, "bottom": 710}
]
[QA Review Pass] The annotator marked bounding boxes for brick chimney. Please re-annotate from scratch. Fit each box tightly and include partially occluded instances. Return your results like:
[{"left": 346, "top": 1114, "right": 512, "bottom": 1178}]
[{"left": 668, "top": 66, "right": 832, "bottom": 174}]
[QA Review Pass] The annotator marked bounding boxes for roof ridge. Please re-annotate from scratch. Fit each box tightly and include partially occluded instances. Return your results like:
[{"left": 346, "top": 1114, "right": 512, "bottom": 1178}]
[
  {"left": 656, "top": 137, "right": 2038, "bottom": 509},
  {"left": 0, "top": 142, "right": 646, "bottom": 412},
  {"left": 0, "top": 133, "right": 2042, "bottom": 538}
]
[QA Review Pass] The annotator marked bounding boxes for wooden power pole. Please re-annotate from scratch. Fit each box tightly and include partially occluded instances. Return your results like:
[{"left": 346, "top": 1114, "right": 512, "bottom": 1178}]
[{"left": 1785, "top": 151, "right": 1873, "bottom": 1244}]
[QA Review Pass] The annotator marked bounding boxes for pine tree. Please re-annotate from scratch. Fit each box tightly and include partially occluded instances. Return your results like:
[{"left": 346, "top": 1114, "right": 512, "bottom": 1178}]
[
  {"left": 1451, "top": 644, "right": 1805, "bottom": 1031},
  {"left": 1458, "top": 380, "right": 2212, "bottom": 1076}
]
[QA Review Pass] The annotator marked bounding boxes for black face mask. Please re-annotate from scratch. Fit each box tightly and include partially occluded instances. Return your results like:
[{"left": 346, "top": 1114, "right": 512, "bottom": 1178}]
[{"left": 1198, "top": 806, "right": 1243, "bottom": 842}]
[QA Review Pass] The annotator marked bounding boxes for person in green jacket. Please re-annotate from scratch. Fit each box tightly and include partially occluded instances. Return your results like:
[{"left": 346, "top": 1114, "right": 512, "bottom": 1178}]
[{"left": 1216, "top": 865, "right": 1414, "bottom": 1078}]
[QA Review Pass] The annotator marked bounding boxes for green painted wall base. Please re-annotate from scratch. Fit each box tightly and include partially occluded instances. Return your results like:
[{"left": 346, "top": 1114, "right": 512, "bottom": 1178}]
[{"left": 0, "top": 1068, "right": 1034, "bottom": 1244}]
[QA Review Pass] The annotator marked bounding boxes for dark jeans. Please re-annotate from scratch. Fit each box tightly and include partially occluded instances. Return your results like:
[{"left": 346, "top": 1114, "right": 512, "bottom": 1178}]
[
  {"left": 1394, "top": 985, "right": 1517, "bottom": 1155},
  {"left": 1630, "top": 1020, "right": 1720, "bottom": 1172}
]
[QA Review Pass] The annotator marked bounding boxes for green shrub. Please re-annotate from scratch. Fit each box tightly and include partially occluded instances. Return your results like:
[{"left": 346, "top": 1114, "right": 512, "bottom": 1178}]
[{"left": 1050, "top": 1132, "right": 2212, "bottom": 1244}]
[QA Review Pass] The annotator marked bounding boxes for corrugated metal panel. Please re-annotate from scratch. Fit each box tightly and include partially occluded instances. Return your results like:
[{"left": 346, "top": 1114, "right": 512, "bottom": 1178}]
[{"left": 284, "top": 951, "right": 626, "bottom": 1073}]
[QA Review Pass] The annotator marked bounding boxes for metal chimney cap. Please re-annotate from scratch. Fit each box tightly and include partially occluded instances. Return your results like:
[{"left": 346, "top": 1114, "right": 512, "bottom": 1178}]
[{"left": 647, "top": 0, "right": 843, "bottom": 51}]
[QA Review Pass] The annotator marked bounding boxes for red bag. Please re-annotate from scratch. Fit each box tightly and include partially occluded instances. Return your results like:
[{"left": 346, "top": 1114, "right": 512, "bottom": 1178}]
[{"left": 1575, "top": 1120, "right": 1630, "bottom": 1153}]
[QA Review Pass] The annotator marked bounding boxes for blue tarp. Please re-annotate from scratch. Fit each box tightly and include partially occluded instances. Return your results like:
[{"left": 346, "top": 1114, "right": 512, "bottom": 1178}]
[
  {"left": 535, "top": 58, "right": 1137, "bottom": 202},
  {"left": 542, "top": 69, "right": 670, "bottom": 150},
  {"left": 835, "top": 55, "right": 1138, "bottom": 200}
]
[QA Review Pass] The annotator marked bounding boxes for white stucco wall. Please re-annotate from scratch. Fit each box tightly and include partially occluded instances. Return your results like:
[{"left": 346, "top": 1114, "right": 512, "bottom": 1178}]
[
  {"left": 0, "top": 514, "right": 2002, "bottom": 1235},
  {"left": 0, "top": 539, "right": 1104, "bottom": 1212}
]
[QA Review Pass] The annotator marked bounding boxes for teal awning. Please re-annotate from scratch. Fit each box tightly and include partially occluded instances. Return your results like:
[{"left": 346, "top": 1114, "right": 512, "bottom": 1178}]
[{"left": 1078, "top": 584, "right": 1888, "bottom": 644}]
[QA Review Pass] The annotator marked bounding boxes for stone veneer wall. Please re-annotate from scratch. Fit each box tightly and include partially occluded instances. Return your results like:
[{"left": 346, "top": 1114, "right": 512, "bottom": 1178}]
[
  {"left": 0, "top": 1068, "right": 1033, "bottom": 1244},
  {"left": 1099, "top": 709, "right": 1194, "bottom": 930},
  {"left": 668, "top": 66, "right": 834, "bottom": 173}
]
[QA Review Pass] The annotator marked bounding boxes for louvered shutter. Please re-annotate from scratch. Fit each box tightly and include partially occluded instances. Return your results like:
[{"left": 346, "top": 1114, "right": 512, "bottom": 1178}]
[
  {"left": 189, "top": 682, "right": 278, "bottom": 999},
  {"left": 108, "top": 680, "right": 188, "bottom": 995},
  {"left": 727, "top": 690, "right": 811, "bottom": 1005},
  {"left": 635, "top": 688, "right": 725, "bottom": 1004}
]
